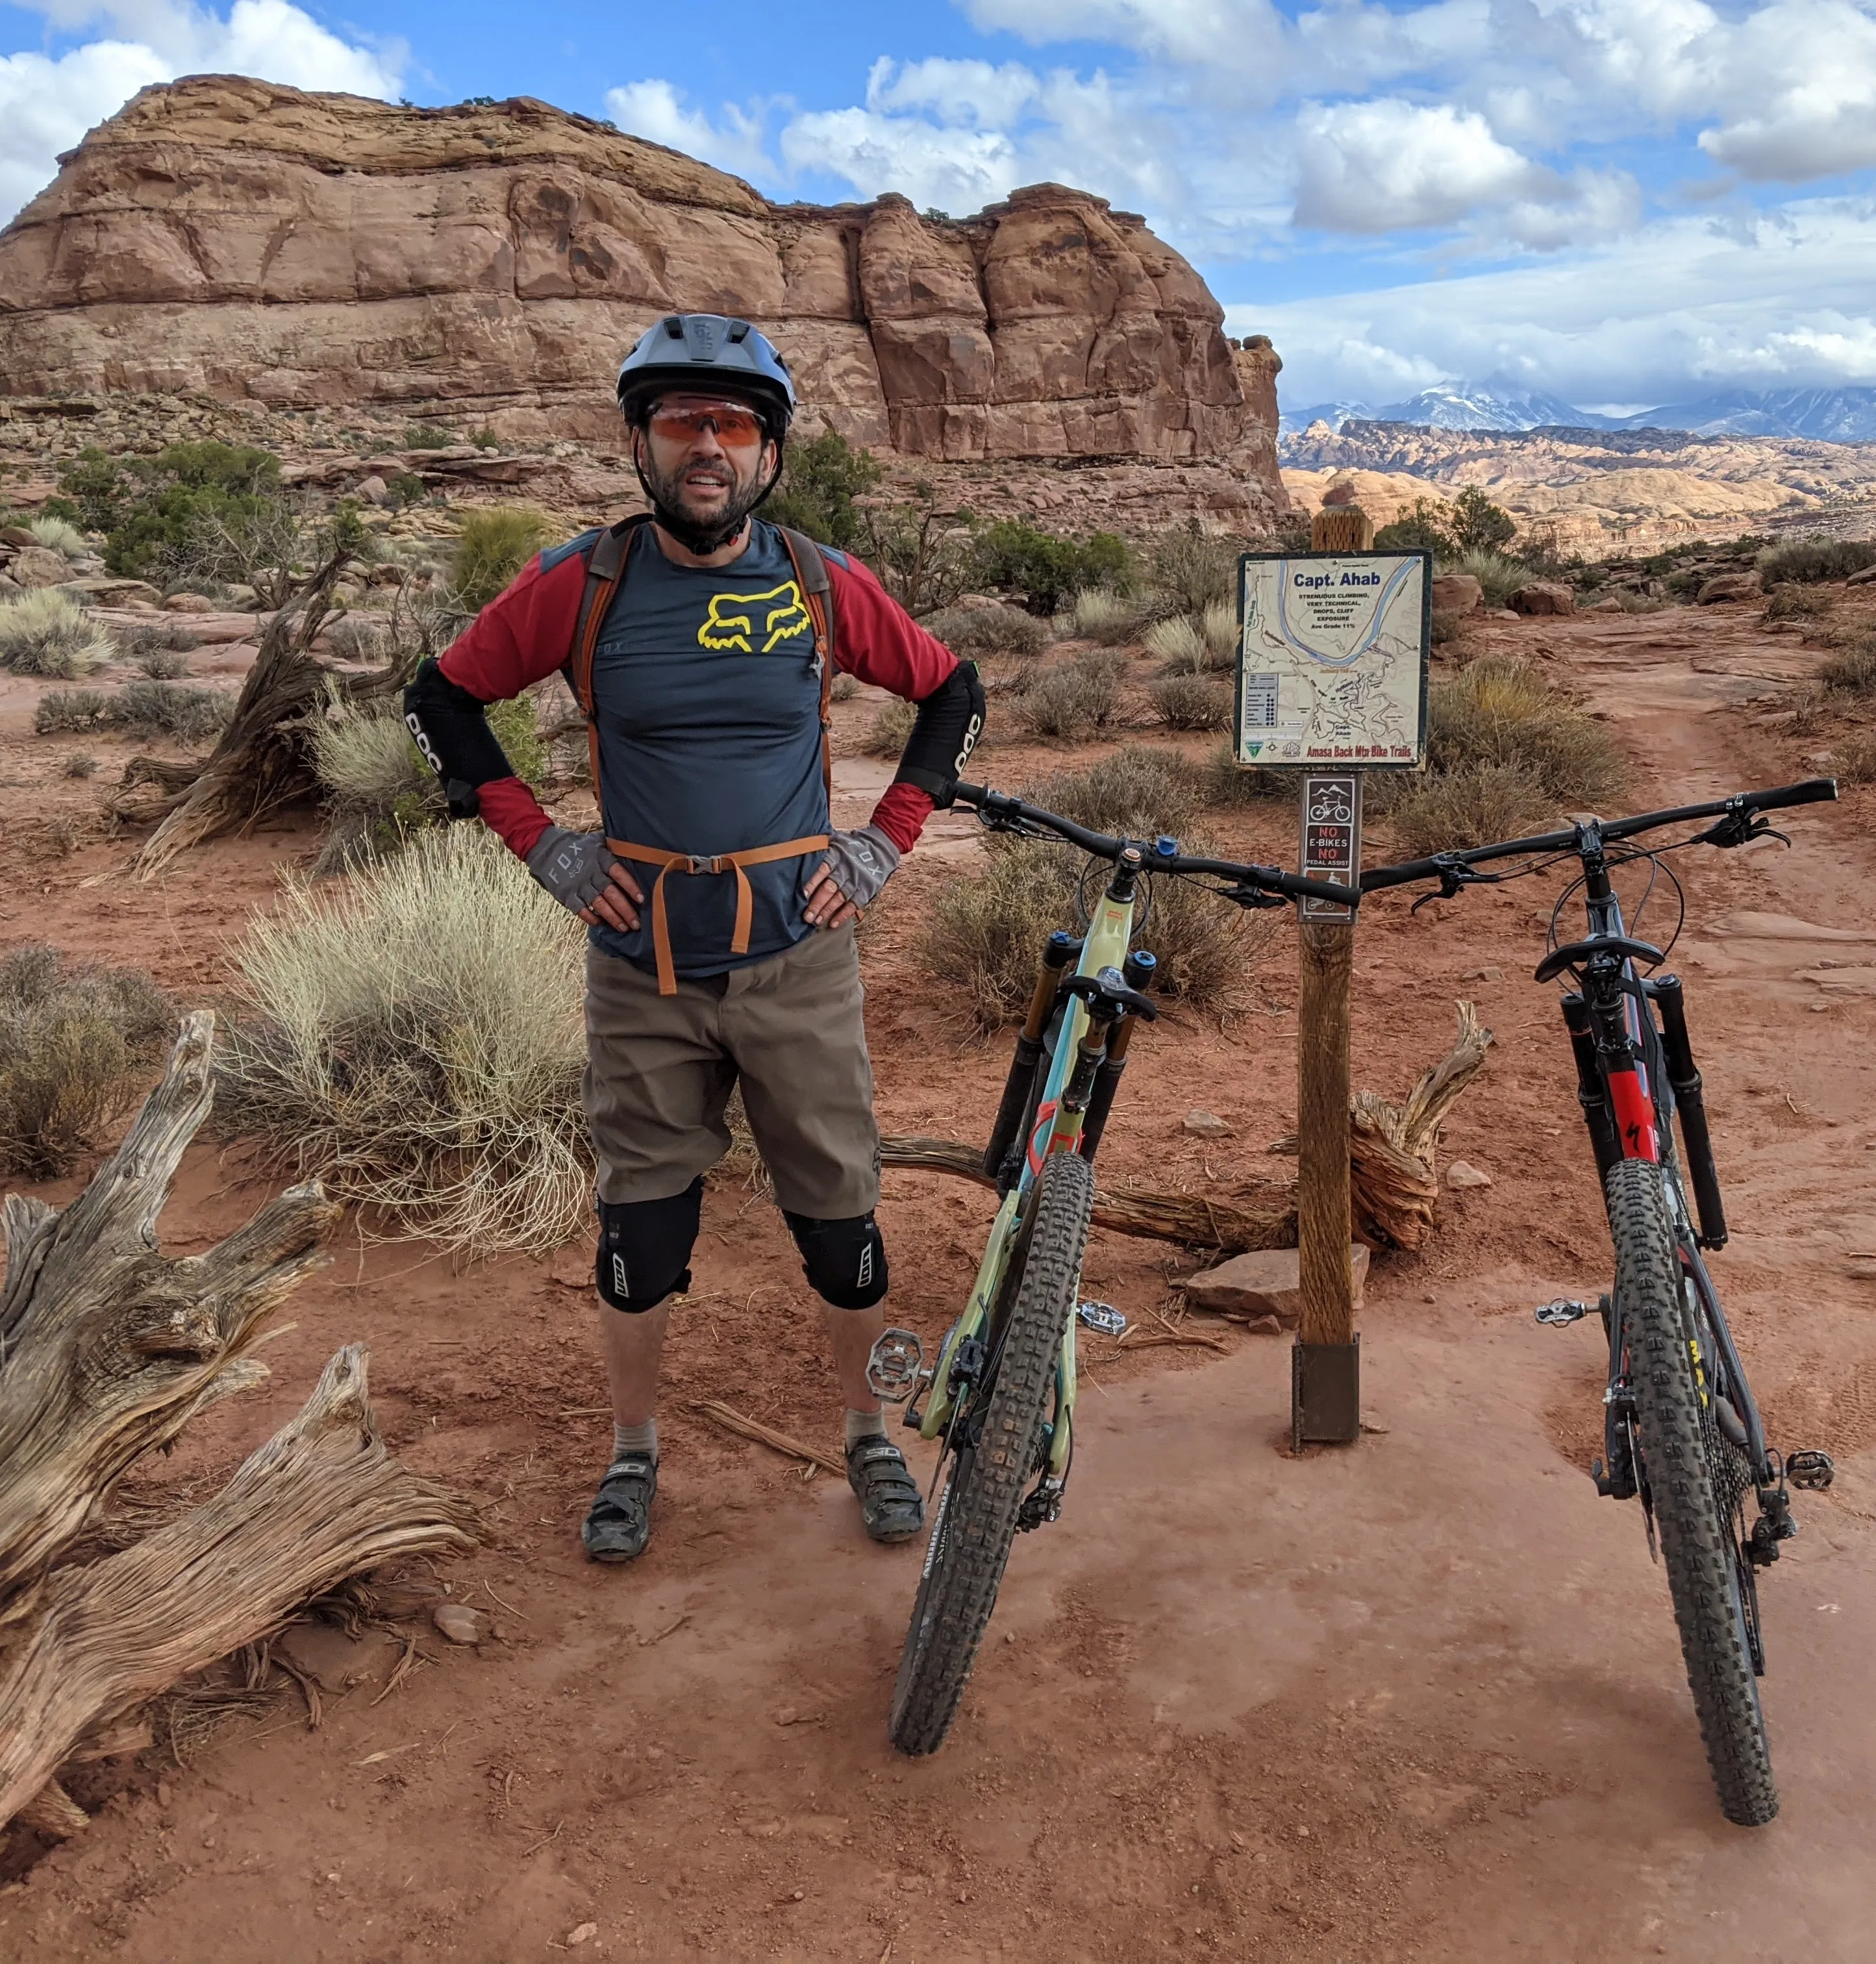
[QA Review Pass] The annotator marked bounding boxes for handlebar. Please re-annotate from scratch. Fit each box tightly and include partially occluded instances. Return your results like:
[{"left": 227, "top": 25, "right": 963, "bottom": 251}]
[
  {"left": 944, "top": 781, "right": 1360, "bottom": 909},
  {"left": 1359, "top": 778, "right": 1838, "bottom": 895}
]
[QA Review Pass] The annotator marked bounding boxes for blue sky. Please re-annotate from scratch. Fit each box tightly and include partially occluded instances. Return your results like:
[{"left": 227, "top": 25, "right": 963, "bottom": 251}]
[{"left": 5, "top": 0, "right": 1876, "bottom": 409}]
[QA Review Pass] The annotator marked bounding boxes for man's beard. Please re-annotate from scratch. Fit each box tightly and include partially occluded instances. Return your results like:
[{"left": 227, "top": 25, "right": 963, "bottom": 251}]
[{"left": 636, "top": 449, "right": 776, "bottom": 555}]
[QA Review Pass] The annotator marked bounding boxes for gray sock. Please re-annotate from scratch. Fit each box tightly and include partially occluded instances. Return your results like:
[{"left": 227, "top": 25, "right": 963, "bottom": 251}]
[
  {"left": 845, "top": 1407, "right": 887, "bottom": 1448},
  {"left": 612, "top": 1419, "right": 657, "bottom": 1465}
]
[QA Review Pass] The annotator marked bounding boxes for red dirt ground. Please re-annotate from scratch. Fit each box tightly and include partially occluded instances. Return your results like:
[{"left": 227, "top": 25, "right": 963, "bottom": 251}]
[{"left": 2, "top": 599, "right": 1873, "bottom": 1961}]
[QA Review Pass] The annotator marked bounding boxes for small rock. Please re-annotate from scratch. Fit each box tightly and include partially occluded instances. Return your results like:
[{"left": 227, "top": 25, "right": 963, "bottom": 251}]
[
  {"left": 0, "top": 524, "right": 38, "bottom": 549},
  {"left": 1460, "top": 966, "right": 1503, "bottom": 983},
  {"left": 1491, "top": 607, "right": 1520, "bottom": 620},
  {"left": 1579, "top": 596, "right": 1626, "bottom": 613},
  {"left": 432, "top": 1603, "right": 486, "bottom": 1645},
  {"left": 162, "top": 592, "right": 214, "bottom": 612},
  {"left": 1183, "top": 1109, "right": 1232, "bottom": 1137},
  {"left": 567, "top": 1924, "right": 598, "bottom": 1947},
  {"left": 1243, "top": 1314, "right": 1282, "bottom": 1336},
  {"left": 1847, "top": 563, "right": 1876, "bottom": 587},
  {"left": 1185, "top": 1245, "right": 1368, "bottom": 1327},
  {"left": 356, "top": 473, "right": 390, "bottom": 507},
  {"left": 1360, "top": 1418, "right": 1390, "bottom": 1435},
  {"left": 1509, "top": 581, "right": 1574, "bottom": 617},
  {"left": 155, "top": 1780, "right": 173, "bottom": 1808},
  {"left": 1445, "top": 1160, "right": 1493, "bottom": 1189},
  {"left": 6, "top": 544, "right": 73, "bottom": 589},
  {"left": 1696, "top": 570, "right": 1761, "bottom": 605},
  {"left": 1429, "top": 572, "right": 1482, "bottom": 614}
]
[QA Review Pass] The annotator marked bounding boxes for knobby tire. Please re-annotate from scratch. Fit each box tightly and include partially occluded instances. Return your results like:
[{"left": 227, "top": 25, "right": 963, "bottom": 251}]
[
  {"left": 889, "top": 1150, "right": 1094, "bottom": 1756},
  {"left": 1607, "top": 1157, "right": 1778, "bottom": 1826}
]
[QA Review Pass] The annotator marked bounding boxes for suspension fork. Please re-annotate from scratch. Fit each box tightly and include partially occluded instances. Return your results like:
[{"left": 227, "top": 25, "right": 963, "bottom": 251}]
[{"left": 1579, "top": 827, "right": 1659, "bottom": 1163}]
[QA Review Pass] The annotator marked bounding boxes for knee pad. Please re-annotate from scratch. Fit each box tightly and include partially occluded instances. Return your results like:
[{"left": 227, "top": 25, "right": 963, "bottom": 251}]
[
  {"left": 784, "top": 1210, "right": 888, "bottom": 1309},
  {"left": 597, "top": 1178, "right": 702, "bottom": 1313}
]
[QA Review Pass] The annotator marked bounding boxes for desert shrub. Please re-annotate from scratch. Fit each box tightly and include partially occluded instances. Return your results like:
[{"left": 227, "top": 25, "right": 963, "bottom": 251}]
[
  {"left": 34, "top": 689, "right": 113, "bottom": 734},
  {"left": 1820, "top": 634, "right": 1876, "bottom": 694},
  {"left": 452, "top": 507, "right": 552, "bottom": 612},
  {"left": 1152, "top": 674, "right": 1232, "bottom": 730},
  {"left": 764, "top": 429, "right": 882, "bottom": 551},
  {"left": 855, "top": 484, "right": 979, "bottom": 616},
  {"left": 831, "top": 670, "right": 859, "bottom": 703},
  {"left": 1147, "top": 524, "right": 1238, "bottom": 618},
  {"left": 115, "top": 681, "right": 234, "bottom": 743},
  {"left": 0, "top": 589, "right": 113, "bottom": 677},
  {"left": 922, "top": 601, "right": 1049, "bottom": 656},
  {"left": 403, "top": 423, "right": 457, "bottom": 450},
  {"left": 386, "top": 471, "right": 429, "bottom": 509},
  {"left": 1758, "top": 536, "right": 1876, "bottom": 585},
  {"left": 27, "top": 515, "right": 87, "bottom": 557},
  {"left": 63, "top": 753, "right": 98, "bottom": 779},
  {"left": 1445, "top": 548, "right": 1528, "bottom": 609},
  {"left": 1444, "top": 485, "right": 1518, "bottom": 555},
  {"left": 1203, "top": 737, "right": 1287, "bottom": 805},
  {"left": 923, "top": 749, "right": 1266, "bottom": 1024},
  {"left": 1425, "top": 656, "right": 1624, "bottom": 808},
  {"left": 1763, "top": 583, "right": 1835, "bottom": 622},
  {"left": 323, "top": 616, "right": 394, "bottom": 663},
  {"left": 216, "top": 825, "right": 589, "bottom": 1253},
  {"left": 969, "top": 520, "right": 1134, "bottom": 616},
  {"left": 1010, "top": 651, "right": 1127, "bottom": 742},
  {"left": 1383, "top": 761, "right": 1554, "bottom": 857},
  {"left": 1833, "top": 731, "right": 1876, "bottom": 783},
  {"left": 1200, "top": 600, "right": 1239, "bottom": 667},
  {"left": 0, "top": 945, "right": 171, "bottom": 1177},
  {"left": 1373, "top": 496, "right": 1451, "bottom": 553},
  {"left": 1145, "top": 614, "right": 1206, "bottom": 673},
  {"left": 61, "top": 441, "right": 285, "bottom": 581},
  {"left": 132, "top": 648, "right": 192, "bottom": 679},
  {"left": 117, "top": 619, "right": 202, "bottom": 658},
  {"left": 1603, "top": 588, "right": 1669, "bottom": 614},
  {"left": 1071, "top": 588, "right": 1140, "bottom": 644},
  {"left": 865, "top": 696, "right": 917, "bottom": 757}
]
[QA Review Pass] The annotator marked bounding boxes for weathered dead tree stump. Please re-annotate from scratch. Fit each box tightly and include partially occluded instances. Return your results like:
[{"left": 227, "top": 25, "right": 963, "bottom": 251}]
[
  {"left": 880, "top": 1000, "right": 1492, "bottom": 1255},
  {"left": 0, "top": 1345, "right": 479, "bottom": 1830}
]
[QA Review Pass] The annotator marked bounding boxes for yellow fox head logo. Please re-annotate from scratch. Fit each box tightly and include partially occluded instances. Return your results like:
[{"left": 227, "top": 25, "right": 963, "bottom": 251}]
[{"left": 698, "top": 581, "right": 811, "bottom": 653}]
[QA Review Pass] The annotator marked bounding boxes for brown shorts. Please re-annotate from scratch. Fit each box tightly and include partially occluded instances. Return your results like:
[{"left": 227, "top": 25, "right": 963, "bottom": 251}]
[{"left": 583, "top": 926, "right": 881, "bottom": 1217}]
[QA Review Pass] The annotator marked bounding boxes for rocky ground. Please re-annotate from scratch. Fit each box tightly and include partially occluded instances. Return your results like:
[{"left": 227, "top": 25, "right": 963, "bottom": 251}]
[{"left": 0, "top": 580, "right": 1872, "bottom": 1959}]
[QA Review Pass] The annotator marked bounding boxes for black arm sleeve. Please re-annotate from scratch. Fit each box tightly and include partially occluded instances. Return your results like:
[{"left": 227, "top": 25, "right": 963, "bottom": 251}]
[
  {"left": 403, "top": 658, "right": 519, "bottom": 818},
  {"left": 892, "top": 659, "right": 986, "bottom": 799}
]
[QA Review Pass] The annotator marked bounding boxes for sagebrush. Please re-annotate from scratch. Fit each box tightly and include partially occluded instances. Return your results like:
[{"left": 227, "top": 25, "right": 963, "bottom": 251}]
[
  {"left": 1010, "top": 651, "right": 1128, "bottom": 741},
  {"left": 0, "top": 590, "right": 114, "bottom": 678},
  {"left": 216, "top": 825, "right": 590, "bottom": 1254},
  {"left": 1758, "top": 537, "right": 1876, "bottom": 585},
  {"left": 923, "top": 602, "right": 1049, "bottom": 657},
  {"left": 1151, "top": 674, "right": 1232, "bottom": 730}
]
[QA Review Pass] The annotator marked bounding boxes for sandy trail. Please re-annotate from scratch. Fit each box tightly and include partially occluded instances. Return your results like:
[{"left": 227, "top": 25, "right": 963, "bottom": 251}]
[{"left": 2, "top": 603, "right": 1873, "bottom": 1961}]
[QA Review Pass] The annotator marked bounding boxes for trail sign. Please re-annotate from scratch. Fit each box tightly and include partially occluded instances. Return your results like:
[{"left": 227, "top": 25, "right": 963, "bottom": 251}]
[{"left": 1233, "top": 548, "right": 1432, "bottom": 771}]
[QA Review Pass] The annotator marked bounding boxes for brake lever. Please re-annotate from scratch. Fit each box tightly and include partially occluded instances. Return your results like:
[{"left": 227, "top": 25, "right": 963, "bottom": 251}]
[
  {"left": 1407, "top": 858, "right": 1497, "bottom": 913},
  {"left": 1695, "top": 811, "right": 1790, "bottom": 850},
  {"left": 1219, "top": 881, "right": 1291, "bottom": 912}
]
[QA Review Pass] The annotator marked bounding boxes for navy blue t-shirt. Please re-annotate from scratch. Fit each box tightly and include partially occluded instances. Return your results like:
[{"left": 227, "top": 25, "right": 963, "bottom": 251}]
[{"left": 551, "top": 520, "right": 844, "bottom": 979}]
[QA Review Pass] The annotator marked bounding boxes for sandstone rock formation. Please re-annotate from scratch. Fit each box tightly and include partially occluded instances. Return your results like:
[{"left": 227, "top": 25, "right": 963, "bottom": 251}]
[{"left": 0, "top": 76, "right": 1280, "bottom": 517}]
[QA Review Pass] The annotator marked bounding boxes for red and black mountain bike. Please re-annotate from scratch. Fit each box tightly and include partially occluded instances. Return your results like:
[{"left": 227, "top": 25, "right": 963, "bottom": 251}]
[{"left": 1361, "top": 777, "right": 1840, "bottom": 1826}]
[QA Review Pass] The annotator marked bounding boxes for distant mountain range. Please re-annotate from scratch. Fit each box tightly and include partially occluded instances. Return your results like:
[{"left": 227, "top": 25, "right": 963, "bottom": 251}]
[{"left": 1279, "top": 379, "right": 1876, "bottom": 443}]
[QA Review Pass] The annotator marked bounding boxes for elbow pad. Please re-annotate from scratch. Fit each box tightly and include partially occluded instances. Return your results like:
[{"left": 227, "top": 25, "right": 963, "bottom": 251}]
[
  {"left": 403, "top": 658, "right": 519, "bottom": 818},
  {"left": 892, "top": 660, "right": 985, "bottom": 799}
]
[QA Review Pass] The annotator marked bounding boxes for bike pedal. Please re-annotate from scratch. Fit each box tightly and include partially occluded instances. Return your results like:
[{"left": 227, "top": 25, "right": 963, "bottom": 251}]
[
  {"left": 866, "top": 1327, "right": 926, "bottom": 1404},
  {"left": 1535, "top": 1298, "right": 1592, "bottom": 1327},
  {"left": 1788, "top": 1448, "right": 1836, "bottom": 1492},
  {"left": 1016, "top": 1475, "right": 1066, "bottom": 1532},
  {"left": 1076, "top": 1299, "right": 1128, "bottom": 1337}
]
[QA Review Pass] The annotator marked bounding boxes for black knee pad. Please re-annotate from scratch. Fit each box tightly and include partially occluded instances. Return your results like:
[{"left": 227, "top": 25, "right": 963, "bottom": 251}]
[
  {"left": 597, "top": 1178, "right": 702, "bottom": 1313},
  {"left": 784, "top": 1210, "right": 888, "bottom": 1309}
]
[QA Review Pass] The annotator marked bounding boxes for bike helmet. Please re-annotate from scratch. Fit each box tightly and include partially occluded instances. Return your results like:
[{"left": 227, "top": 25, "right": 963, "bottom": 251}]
[{"left": 615, "top": 314, "right": 796, "bottom": 442}]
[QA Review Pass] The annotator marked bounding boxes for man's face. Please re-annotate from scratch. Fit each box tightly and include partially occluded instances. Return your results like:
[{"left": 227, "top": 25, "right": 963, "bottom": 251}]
[{"left": 634, "top": 392, "right": 776, "bottom": 531}]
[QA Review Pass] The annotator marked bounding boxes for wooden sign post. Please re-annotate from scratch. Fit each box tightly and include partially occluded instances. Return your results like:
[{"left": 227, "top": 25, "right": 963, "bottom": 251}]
[{"left": 1232, "top": 505, "right": 1431, "bottom": 1449}]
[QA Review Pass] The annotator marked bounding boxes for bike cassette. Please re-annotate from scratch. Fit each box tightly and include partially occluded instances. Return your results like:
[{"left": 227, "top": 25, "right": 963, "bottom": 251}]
[
  {"left": 1076, "top": 1300, "right": 1128, "bottom": 1337},
  {"left": 865, "top": 1328, "right": 927, "bottom": 1404},
  {"left": 1534, "top": 1298, "right": 1592, "bottom": 1326}
]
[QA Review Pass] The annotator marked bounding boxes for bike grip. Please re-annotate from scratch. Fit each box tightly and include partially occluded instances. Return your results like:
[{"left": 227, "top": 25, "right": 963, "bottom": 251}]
[
  {"left": 944, "top": 779, "right": 989, "bottom": 811},
  {"left": 1288, "top": 874, "right": 1360, "bottom": 907},
  {"left": 1744, "top": 777, "right": 1837, "bottom": 813},
  {"left": 1358, "top": 857, "right": 1443, "bottom": 892}
]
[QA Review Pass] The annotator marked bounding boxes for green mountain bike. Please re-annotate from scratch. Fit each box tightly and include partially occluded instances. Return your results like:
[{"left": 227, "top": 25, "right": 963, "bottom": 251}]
[{"left": 868, "top": 780, "right": 1355, "bottom": 1755}]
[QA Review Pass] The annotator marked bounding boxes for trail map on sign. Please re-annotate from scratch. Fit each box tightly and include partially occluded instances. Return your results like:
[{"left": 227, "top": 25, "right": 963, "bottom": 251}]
[{"left": 1236, "top": 551, "right": 1429, "bottom": 767}]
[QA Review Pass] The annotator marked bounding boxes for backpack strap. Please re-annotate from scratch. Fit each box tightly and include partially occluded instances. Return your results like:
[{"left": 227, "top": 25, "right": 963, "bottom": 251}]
[
  {"left": 568, "top": 514, "right": 651, "bottom": 798},
  {"left": 775, "top": 525, "right": 837, "bottom": 799}
]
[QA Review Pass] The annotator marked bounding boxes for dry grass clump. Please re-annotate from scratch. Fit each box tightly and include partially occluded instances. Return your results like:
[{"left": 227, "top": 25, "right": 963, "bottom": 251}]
[
  {"left": 116, "top": 680, "right": 234, "bottom": 742},
  {"left": 1200, "top": 600, "right": 1239, "bottom": 666},
  {"left": 0, "top": 945, "right": 171, "bottom": 1177},
  {"left": 64, "top": 752, "right": 98, "bottom": 779},
  {"left": 1763, "top": 583, "right": 1834, "bottom": 623},
  {"left": 117, "top": 619, "right": 202, "bottom": 659},
  {"left": 1071, "top": 588, "right": 1141, "bottom": 644},
  {"left": 1152, "top": 674, "right": 1232, "bottom": 730},
  {"left": 1012, "top": 651, "right": 1128, "bottom": 741},
  {"left": 216, "top": 825, "right": 589, "bottom": 1254},
  {"left": 923, "top": 602, "right": 1048, "bottom": 657},
  {"left": 1378, "top": 655, "right": 1625, "bottom": 855},
  {"left": 0, "top": 590, "right": 114, "bottom": 678},
  {"left": 34, "top": 688, "right": 114, "bottom": 733},
  {"left": 923, "top": 747, "right": 1268, "bottom": 1025},
  {"left": 865, "top": 695, "right": 918, "bottom": 757},
  {"left": 1445, "top": 549, "right": 1527, "bottom": 609},
  {"left": 28, "top": 514, "right": 88, "bottom": 557},
  {"left": 1820, "top": 633, "right": 1876, "bottom": 694},
  {"left": 1832, "top": 731, "right": 1876, "bottom": 784},
  {"left": 132, "top": 648, "right": 193, "bottom": 679},
  {"left": 1758, "top": 536, "right": 1876, "bottom": 585},
  {"left": 1145, "top": 614, "right": 1206, "bottom": 672}
]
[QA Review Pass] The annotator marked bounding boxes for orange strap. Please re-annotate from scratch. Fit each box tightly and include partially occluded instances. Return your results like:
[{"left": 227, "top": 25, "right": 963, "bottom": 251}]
[{"left": 607, "top": 835, "right": 831, "bottom": 995}]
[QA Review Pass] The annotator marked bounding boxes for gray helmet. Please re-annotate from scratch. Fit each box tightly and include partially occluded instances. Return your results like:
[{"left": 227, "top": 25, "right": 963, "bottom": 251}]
[{"left": 615, "top": 314, "right": 796, "bottom": 440}]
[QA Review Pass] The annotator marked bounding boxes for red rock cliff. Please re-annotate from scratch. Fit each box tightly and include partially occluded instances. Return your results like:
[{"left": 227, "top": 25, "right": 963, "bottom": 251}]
[{"left": 0, "top": 76, "right": 1280, "bottom": 495}]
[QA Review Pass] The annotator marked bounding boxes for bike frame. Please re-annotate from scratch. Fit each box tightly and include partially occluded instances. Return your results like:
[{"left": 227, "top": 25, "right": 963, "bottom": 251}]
[{"left": 916, "top": 877, "right": 1138, "bottom": 1476}]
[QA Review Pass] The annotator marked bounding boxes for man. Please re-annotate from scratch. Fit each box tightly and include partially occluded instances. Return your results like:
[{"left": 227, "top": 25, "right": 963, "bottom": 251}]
[{"left": 405, "top": 314, "right": 984, "bottom": 1564}]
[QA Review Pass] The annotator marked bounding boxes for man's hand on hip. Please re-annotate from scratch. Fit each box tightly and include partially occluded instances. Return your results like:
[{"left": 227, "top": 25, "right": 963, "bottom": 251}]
[
  {"left": 527, "top": 825, "right": 644, "bottom": 932},
  {"left": 805, "top": 824, "right": 901, "bottom": 931}
]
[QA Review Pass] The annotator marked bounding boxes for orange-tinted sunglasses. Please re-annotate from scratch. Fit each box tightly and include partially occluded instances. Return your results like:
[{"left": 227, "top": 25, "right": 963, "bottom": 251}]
[{"left": 647, "top": 398, "right": 767, "bottom": 449}]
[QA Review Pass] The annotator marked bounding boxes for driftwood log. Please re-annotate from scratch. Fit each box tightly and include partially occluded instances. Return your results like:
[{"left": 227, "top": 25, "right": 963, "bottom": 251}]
[
  {"left": 0, "top": 1014, "right": 477, "bottom": 1836},
  {"left": 881, "top": 1000, "right": 1492, "bottom": 1255},
  {"left": 0, "top": 1345, "right": 479, "bottom": 1830}
]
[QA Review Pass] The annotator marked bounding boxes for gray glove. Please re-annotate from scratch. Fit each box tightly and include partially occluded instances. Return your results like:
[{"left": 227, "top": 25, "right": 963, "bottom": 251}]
[
  {"left": 819, "top": 824, "right": 901, "bottom": 911},
  {"left": 527, "top": 825, "right": 621, "bottom": 914}
]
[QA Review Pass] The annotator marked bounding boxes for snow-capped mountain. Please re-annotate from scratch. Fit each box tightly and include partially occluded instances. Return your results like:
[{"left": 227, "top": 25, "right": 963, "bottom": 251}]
[
  {"left": 1279, "top": 378, "right": 1615, "bottom": 435},
  {"left": 1612, "top": 388, "right": 1876, "bottom": 442}
]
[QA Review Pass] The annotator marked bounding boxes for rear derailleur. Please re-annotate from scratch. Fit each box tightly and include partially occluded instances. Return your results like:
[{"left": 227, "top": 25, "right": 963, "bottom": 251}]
[{"left": 1746, "top": 1448, "right": 1834, "bottom": 1567}]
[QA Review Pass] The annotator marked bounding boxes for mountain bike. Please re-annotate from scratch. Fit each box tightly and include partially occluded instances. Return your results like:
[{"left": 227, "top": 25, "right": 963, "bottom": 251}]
[
  {"left": 1360, "top": 776, "right": 1840, "bottom": 1826},
  {"left": 866, "top": 780, "right": 1357, "bottom": 1755}
]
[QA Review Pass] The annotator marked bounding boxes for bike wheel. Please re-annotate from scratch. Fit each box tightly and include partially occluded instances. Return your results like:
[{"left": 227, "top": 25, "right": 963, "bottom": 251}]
[
  {"left": 889, "top": 1149, "right": 1094, "bottom": 1756},
  {"left": 1607, "top": 1157, "right": 1777, "bottom": 1826}
]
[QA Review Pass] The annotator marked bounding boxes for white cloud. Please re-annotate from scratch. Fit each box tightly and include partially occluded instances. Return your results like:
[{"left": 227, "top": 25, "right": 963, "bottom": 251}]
[
  {"left": 605, "top": 81, "right": 775, "bottom": 183},
  {"left": 867, "top": 55, "right": 1041, "bottom": 129},
  {"left": 1293, "top": 99, "right": 1541, "bottom": 231},
  {"left": 781, "top": 107, "right": 1023, "bottom": 214},
  {"left": 1, "top": 0, "right": 402, "bottom": 223}
]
